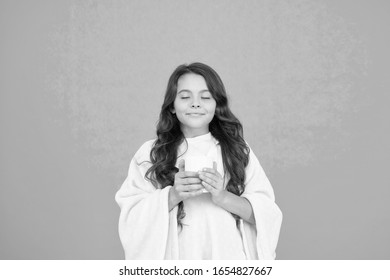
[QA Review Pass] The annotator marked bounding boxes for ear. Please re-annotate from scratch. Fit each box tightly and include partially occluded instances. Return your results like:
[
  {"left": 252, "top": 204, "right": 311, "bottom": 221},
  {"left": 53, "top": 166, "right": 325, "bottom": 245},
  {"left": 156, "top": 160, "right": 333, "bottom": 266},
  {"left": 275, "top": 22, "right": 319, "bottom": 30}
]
[{"left": 170, "top": 107, "right": 176, "bottom": 114}]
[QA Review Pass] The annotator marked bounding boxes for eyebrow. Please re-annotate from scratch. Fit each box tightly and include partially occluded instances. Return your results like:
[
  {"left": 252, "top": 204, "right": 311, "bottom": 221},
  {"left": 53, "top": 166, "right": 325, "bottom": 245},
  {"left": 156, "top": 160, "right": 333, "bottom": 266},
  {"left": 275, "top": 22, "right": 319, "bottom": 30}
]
[{"left": 177, "top": 89, "right": 210, "bottom": 94}]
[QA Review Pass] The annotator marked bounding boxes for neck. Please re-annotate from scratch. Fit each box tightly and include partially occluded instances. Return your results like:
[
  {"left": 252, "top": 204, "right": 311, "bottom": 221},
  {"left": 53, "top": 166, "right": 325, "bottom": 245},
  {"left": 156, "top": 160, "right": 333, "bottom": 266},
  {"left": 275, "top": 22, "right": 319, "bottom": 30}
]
[{"left": 181, "top": 126, "right": 210, "bottom": 138}]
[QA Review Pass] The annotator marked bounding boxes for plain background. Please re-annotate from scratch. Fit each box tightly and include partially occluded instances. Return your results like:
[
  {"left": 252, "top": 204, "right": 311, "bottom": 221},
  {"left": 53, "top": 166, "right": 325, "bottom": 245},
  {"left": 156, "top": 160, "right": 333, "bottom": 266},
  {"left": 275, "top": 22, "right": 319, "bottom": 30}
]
[{"left": 1, "top": 0, "right": 389, "bottom": 259}]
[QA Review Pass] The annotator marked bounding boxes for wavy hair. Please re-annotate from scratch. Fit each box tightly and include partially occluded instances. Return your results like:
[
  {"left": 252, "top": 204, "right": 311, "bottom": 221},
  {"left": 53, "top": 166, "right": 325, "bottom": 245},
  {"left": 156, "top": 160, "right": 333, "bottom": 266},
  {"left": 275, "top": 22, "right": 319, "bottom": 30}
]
[{"left": 145, "top": 62, "right": 250, "bottom": 229}]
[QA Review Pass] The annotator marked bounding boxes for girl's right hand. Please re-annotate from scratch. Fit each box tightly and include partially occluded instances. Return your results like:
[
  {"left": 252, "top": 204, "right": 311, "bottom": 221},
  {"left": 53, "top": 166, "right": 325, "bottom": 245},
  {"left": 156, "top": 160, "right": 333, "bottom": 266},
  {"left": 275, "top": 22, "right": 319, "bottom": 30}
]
[{"left": 168, "top": 159, "right": 204, "bottom": 210}]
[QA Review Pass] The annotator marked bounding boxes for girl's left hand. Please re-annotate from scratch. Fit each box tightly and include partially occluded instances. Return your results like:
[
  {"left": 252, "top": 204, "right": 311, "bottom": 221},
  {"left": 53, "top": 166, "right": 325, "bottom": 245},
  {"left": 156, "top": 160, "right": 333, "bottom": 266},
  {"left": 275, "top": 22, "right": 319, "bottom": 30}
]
[{"left": 198, "top": 161, "right": 225, "bottom": 204}]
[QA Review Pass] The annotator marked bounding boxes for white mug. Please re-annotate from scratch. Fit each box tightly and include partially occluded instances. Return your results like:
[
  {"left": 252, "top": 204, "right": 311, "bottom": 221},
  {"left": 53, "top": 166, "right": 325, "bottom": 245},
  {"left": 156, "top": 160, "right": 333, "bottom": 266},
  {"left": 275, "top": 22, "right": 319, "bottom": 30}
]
[
  {"left": 185, "top": 155, "right": 214, "bottom": 193},
  {"left": 184, "top": 155, "right": 213, "bottom": 172}
]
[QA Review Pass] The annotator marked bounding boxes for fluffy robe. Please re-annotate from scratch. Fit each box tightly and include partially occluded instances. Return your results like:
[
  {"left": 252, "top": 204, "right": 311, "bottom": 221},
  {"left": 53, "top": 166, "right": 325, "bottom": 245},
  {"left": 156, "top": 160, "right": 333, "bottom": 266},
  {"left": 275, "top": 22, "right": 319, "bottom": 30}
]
[{"left": 115, "top": 139, "right": 282, "bottom": 259}]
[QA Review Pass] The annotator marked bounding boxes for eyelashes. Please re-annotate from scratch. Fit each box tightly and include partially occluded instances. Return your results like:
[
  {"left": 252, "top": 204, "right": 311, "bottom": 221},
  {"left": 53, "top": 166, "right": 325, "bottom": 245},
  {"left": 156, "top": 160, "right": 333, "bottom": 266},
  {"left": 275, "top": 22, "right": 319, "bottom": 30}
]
[{"left": 180, "top": 97, "right": 211, "bottom": 100}]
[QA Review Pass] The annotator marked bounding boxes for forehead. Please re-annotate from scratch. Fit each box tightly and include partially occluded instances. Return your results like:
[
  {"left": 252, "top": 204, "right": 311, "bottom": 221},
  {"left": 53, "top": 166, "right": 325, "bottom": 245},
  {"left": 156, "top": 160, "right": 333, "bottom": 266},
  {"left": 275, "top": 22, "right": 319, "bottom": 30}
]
[{"left": 177, "top": 73, "right": 208, "bottom": 91}]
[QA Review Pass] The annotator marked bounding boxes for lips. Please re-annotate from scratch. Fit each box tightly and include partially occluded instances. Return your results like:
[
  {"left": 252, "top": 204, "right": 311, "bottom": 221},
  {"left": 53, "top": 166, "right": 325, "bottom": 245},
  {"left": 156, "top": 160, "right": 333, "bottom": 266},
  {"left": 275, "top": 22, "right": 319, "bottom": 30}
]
[{"left": 186, "top": 113, "right": 205, "bottom": 116}]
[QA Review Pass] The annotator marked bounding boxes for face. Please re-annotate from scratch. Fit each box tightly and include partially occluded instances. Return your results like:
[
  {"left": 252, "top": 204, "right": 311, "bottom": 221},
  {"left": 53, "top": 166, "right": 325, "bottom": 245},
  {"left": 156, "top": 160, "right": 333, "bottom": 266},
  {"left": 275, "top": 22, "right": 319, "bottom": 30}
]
[{"left": 172, "top": 73, "right": 216, "bottom": 138}]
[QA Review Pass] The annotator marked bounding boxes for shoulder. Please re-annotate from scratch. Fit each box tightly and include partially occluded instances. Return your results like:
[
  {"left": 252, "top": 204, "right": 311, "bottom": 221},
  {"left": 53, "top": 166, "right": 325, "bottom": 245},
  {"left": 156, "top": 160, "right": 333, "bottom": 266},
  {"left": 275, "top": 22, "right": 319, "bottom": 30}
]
[
  {"left": 244, "top": 141, "right": 254, "bottom": 157},
  {"left": 244, "top": 141, "right": 262, "bottom": 168},
  {"left": 133, "top": 139, "right": 156, "bottom": 163},
  {"left": 243, "top": 142, "right": 271, "bottom": 188}
]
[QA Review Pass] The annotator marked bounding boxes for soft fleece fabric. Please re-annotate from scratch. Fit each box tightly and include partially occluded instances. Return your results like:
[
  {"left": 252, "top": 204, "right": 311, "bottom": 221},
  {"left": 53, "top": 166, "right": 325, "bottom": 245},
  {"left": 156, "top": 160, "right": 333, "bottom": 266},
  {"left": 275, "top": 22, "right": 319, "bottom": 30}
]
[{"left": 115, "top": 133, "right": 282, "bottom": 259}]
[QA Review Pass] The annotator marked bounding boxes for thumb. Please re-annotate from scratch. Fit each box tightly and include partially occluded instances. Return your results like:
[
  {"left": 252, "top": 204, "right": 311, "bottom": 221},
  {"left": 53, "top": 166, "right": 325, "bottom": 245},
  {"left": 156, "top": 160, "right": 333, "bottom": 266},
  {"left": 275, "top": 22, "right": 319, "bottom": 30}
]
[{"left": 178, "top": 159, "right": 185, "bottom": 172}]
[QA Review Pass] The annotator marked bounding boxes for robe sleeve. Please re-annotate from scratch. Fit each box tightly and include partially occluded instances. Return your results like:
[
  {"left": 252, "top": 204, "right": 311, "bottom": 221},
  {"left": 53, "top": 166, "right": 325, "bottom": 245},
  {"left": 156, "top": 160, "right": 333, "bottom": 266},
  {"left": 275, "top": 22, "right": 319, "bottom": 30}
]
[
  {"left": 239, "top": 146, "right": 283, "bottom": 260},
  {"left": 115, "top": 140, "right": 179, "bottom": 259}
]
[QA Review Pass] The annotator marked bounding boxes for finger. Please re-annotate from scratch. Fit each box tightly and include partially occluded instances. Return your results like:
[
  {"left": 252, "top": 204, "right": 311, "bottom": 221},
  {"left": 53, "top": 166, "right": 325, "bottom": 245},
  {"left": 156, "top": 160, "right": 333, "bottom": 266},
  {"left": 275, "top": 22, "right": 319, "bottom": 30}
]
[
  {"left": 199, "top": 175, "right": 218, "bottom": 188},
  {"left": 201, "top": 168, "right": 222, "bottom": 179},
  {"left": 201, "top": 180, "right": 215, "bottom": 192},
  {"left": 199, "top": 171, "right": 218, "bottom": 184},
  {"left": 202, "top": 167, "right": 217, "bottom": 175},
  {"left": 182, "top": 189, "right": 206, "bottom": 199},
  {"left": 213, "top": 161, "right": 217, "bottom": 171},
  {"left": 179, "top": 171, "right": 199, "bottom": 178},
  {"left": 183, "top": 177, "right": 202, "bottom": 185},
  {"left": 178, "top": 159, "right": 185, "bottom": 172},
  {"left": 176, "top": 184, "right": 203, "bottom": 192},
  {"left": 183, "top": 184, "right": 204, "bottom": 191}
]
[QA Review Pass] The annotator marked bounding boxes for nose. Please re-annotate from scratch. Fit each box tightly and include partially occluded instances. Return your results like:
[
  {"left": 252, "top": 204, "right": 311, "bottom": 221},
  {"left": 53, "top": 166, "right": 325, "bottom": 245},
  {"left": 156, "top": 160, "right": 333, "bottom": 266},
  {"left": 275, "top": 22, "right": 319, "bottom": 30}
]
[{"left": 191, "top": 98, "right": 200, "bottom": 108}]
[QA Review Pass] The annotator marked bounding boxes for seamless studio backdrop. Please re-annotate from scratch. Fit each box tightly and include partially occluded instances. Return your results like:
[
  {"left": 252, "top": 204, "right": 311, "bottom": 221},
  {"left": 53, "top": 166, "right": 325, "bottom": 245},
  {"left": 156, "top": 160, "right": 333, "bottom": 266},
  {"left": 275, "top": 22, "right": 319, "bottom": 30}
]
[{"left": 1, "top": 0, "right": 389, "bottom": 259}]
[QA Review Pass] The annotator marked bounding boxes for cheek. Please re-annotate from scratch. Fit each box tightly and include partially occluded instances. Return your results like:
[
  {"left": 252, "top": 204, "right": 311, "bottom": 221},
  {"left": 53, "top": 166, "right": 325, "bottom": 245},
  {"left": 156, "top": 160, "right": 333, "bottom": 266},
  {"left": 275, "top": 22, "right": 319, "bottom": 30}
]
[
  {"left": 208, "top": 101, "right": 217, "bottom": 114},
  {"left": 173, "top": 99, "right": 184, "bottom": 113}
]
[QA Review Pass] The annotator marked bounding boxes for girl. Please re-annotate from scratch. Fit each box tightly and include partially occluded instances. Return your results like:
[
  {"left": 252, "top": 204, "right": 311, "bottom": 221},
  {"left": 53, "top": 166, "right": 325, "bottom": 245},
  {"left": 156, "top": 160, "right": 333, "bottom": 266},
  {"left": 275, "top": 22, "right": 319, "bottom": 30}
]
[{"left": 115, "top": 62, "right": 282, "bottom": 260}]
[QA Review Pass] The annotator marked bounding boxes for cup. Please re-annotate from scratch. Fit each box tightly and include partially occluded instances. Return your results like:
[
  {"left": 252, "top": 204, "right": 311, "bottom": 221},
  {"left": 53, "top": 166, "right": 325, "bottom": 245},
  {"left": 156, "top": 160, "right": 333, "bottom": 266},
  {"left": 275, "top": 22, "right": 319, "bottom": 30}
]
[
  {"left": 185, "top": 155, "right": 213, "bottom": 172},
  {"left": 185, "top": 155, "right": 213, "bottom": 193}
]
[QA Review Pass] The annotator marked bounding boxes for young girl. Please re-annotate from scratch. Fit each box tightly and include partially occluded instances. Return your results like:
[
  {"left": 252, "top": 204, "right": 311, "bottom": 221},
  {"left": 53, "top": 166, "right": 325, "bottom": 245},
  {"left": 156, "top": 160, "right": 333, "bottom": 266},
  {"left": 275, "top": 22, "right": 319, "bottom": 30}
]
[{"left": 115, "top": 62, "right": 282, "bottom": 260}]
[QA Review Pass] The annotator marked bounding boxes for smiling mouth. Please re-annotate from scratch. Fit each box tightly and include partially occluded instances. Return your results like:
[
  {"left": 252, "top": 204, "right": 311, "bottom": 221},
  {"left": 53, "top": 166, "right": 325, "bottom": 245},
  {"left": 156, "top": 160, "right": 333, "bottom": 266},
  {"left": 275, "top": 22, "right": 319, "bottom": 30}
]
[{"left": 186, "top": 113, "right": 205, "bottom": 116}]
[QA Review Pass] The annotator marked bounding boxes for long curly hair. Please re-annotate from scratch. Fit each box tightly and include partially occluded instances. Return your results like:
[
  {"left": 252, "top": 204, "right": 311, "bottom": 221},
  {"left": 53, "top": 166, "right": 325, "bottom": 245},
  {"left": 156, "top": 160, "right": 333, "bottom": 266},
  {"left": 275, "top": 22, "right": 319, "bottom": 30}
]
[{"left": 145, "top": 62, "right": 250, "bottom": 229}]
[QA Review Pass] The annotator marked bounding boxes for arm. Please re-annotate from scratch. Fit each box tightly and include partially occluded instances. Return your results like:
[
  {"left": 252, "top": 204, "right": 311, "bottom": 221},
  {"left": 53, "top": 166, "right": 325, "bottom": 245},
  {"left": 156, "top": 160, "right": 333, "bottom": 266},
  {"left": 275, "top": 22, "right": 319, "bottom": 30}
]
[
  {"left": 212, "top": 190, "right": 255, "bottom": 224},
  {"left": 239, "top": 147, "right": 283, "bottom": 259},
  {"left": 115, "top": 141, "right": 177, "bottom": 259},
  {"left": 198, "top": 162, "right": 255, "bottom": 224},
  {"left": 199, "top": 149, "right": 282, "bottom": 259}
]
